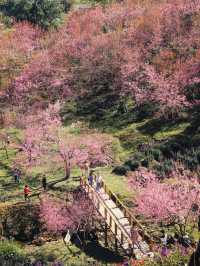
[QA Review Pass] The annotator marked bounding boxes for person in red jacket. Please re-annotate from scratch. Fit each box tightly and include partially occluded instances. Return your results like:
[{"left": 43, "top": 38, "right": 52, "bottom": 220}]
[{"left": 24, "top": 185, "right": 31, "bottom": 201}]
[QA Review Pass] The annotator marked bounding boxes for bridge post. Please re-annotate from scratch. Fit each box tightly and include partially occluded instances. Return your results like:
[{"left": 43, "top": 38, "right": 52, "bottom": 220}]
[
  {"left": 121, "top": 231, "right": 124, "bottom": 245},
  {"left": 104, "top": 208, "right": 108, "bottom": 247},
  {"left": 115, "top": 223, "right": 118, "bottom": 252},
  {"left": 109, "top": 215, "right": 112, "bottom": 228},
  {"left": 105, "top": 223, "right": 108, "bottom": 247}
]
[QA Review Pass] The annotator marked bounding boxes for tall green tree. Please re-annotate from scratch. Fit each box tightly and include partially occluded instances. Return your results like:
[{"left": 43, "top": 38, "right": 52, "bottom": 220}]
[{"left": 0, "top": 0, "right": 70, "bottom": 29}]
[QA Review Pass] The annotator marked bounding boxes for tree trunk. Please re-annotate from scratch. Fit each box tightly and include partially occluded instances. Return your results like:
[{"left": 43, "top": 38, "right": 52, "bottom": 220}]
[{"left": 65, "top": 166, "right": 71, "bottom": 179}]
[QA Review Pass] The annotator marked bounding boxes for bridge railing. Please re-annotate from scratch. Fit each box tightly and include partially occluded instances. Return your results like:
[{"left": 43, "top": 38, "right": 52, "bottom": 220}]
[
  {"left": 81, "top": 179, "right": 133, "bottom": 252},
  {"left": 81, "top": 175, "right": 152, "bottom": 243}
]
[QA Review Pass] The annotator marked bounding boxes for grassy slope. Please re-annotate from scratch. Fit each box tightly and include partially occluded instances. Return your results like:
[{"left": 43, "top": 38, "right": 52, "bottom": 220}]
[
  {"left": 0, "top": 110, "right": 199, "bottom": 264},
  {"left": 25, "top": 239, "right": 124, "bottom": 265},
  {"left": 0, "top": 113, "right": 192, "bottom": 202}
]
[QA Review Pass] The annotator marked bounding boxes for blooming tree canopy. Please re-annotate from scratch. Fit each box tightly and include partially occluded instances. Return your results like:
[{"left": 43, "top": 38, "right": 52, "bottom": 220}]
[
  {"left": 17, "top": 103, "right": 114, "bottom": 177},
  {"left": 40, "top": 192, "right": 95, "bottom": 233},
  {"left": 128, "top": 167, "right": 200, "bottom": 234},
  {"left": 9, "top": 0, "right": 200, "bottom": 117}
]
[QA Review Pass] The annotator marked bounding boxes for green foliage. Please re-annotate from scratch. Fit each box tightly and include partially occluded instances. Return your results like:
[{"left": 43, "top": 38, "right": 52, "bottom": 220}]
[
  {"left": 141, "top": 158, "right": 149, "bottom": 167},
  {"left": 176, "top": 148, "right": 200, "bottom": 171},
  {"left": 0, "top": 0, "right": 70, "bottom": 29},
  {"left": 88, "top": 0, "right": 114, "bottom": 6},
  {"left": 150, "top": 148, "right": 163, "bottom": 162},
  {"left": 0, "top": 240, "right": 29, "bottom": 264},
  {"left": 0, "top": 11, "right": 13, "bottom": 26},
  {"left": 60, "top": 0, "right": 70, "bottom": 12},
  {"left": 124, "top": 160, "right": 140, "bottom": 171},
  {"left": 153, "top": 159, "right": 174, "bottom": 176},
  {"left": 112, "top": 165, "right": 130, "bottom": 175},
  {"left": 110, "top": 138, "right": 123, "bottom": 163}
]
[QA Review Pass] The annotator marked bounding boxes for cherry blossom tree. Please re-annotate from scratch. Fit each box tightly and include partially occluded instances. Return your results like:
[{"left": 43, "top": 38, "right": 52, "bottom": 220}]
[
  {"left": 7, "top": 1, "right": 195, "bottom": 114},
  {"left": 0, "top": 22, "right": 42, "bottom": 99},
  {"left": 17, "top": 103, "right": 114, "bottom": 177},
  {"left": 40, "top": 192, "right": 95, "bottom": 234},
  {"left": 128, "top": 168, "right": 200, "bottom": 235},
  {"left": 8, "top": 0, "right": 200, "bottom": 117}
]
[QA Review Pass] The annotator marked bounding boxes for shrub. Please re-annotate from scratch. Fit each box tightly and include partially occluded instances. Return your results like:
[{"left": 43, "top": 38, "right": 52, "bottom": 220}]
[
  {"left": 135, "top": 103, "right": 156, "bottom": 120},
  {"left": 0, "top": 0, "right": 70, "bottom": 29},
  {"left": 150, "top": 148, "right": 163, "bottom": 162},
  {"left": 196, "top": 150, "right": 200, "bottom": 163},
  {"left": 176, "top": 148, "right": 200, "bottom": 170},
  {"left": 132, "top": 153, "right": 145, "bottom": 162},
  {"left": 125, "top": 160, "right": 140, "bottom": 171},
  {"left": 0, "top": 240, "right": 29, "bottom": 265},
  {"left": 154, "top": 159, "right": 174, "bottom": 176},
  {"left": 112, "top": 165, "right": 130, "bottom": 175},
  {"left": 141, "top": 159, "right": 149, "bottom": 168},
  {"left": 159, "top": 142, "right": 184, "bottom": 158},
  {"left": 185, "top": 156, "right": 198, "bottom": 171},
  {"left": 4, "top": 203, "right": 41, "bottom": 241}
]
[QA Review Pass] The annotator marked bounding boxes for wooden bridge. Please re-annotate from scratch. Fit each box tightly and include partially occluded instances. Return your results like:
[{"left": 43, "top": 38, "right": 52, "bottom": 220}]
[
  {"left": 1, "top": 175, "right": 153, "bottom": 259},
  {"left": 81, "top": 177, "right": 153, "bottom": 259}
]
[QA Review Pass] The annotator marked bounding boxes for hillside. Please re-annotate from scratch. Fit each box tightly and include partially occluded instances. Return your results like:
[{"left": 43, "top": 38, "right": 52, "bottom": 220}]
[{"left": 0, "top": 0, "right": 200, "bottom": 265}]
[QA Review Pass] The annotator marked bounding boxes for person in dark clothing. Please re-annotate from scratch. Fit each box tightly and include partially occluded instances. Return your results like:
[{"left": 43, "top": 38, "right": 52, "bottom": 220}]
[
  {"left": 88, "top": 170, "right": 94, "bottom": 187},
  {"left": 42, "top": 175, "right": 47, "bottom": 191},
  {"left": 13, "top": 168, "right": 20, "bottom": 183}
]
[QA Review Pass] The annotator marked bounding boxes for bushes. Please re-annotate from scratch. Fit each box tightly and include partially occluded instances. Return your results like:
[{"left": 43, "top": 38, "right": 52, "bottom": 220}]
[
  {"left": 3, "top": 203, "right": 41, "bottom": 242},
  {"left": 0, "top": 240, "right": 29, "bottom": 265},
  {"left": 176, "top": 147, "right": 200, "bottom": 171},
  {"left": 0, "top": 241, "right": 65, "bottom": 265},
  {"left": 141, "top": 159, "right": 149, "bottom": 168},
  {"left": 153, "top": 159, "right": 174, "bottom": 176},
  {"left": 124, "top": 160, "right": 140, "bottom": 171},
  {"left": 0, "top": 0, "right": 70, "bottom": 29},
  {"left": 151, "top": 149, "right": 163, "bottom": 162},
  {"left": 113, "top": 160, "right": 141, "bottom": 176},
  {"left": 112, "top": 165, "right": 130, "bottom": 175},
  {"left": 115, "top": 137, "right": 200, "bottom": 177}
]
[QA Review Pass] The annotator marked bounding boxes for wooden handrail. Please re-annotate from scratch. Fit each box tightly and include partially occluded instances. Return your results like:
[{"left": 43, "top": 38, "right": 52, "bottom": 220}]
[
  {"left": 81, "top": 176, "right": 152, "bottom": 243},
  {"left": 82, "top": 181, "right": 133, "bottom": 246},
  {"left": 101, "top": 179, "right": 151, "bottom": 241}
]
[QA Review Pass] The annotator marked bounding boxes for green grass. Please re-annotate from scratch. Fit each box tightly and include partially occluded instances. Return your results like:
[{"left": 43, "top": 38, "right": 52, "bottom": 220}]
[
  {"left": 0, "top": 115, "right": 198, "bottom": 265},
  {"left": 114, "top": 119, "right": 190, "bottom": 151},
  {"left": 152, "top": 122, "right": 190, "bottom": 140},
  {"left": 26, "top": 240, "right": 88, "bottom": 265},
  {"left": 0, "top": 133, "right": 21, "bottom": 202},
  {"left": 94, "top": 167, "right": 133, "bottom": 204},
  {"left": 26, "top": 239, "right": 123, "bottom": 265},
  {"left": 114, "top": 120, "right": 151, "bottom": 154},
  {"left": 0, "top": 117, "right": 192, "bottom": 204}
]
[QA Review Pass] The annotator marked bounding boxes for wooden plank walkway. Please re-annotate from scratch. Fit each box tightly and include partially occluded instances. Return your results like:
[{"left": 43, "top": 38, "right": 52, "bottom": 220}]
[{"left": 81, "top": 180, "right": 153, "bottom": 259}]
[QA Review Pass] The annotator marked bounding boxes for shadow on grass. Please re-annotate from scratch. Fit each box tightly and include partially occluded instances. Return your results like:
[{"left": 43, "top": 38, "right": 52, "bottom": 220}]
[
  {"left": 71, "top": 236, "right": 124, "bottom": 264},
  {"left": 138, "top": 117, "right": 188, "bottom": 138},
  {"left": 82, "top": 242, "right": 124, "bottom": 263}
]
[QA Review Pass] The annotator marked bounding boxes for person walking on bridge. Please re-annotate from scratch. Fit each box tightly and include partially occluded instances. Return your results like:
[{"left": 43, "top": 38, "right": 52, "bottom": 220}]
[
  {"left": 88, "top": 170, "right": 94, "bottom": 187},
  {"left": 96, "top": 172, "right": 103, "bottom": 192}
]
